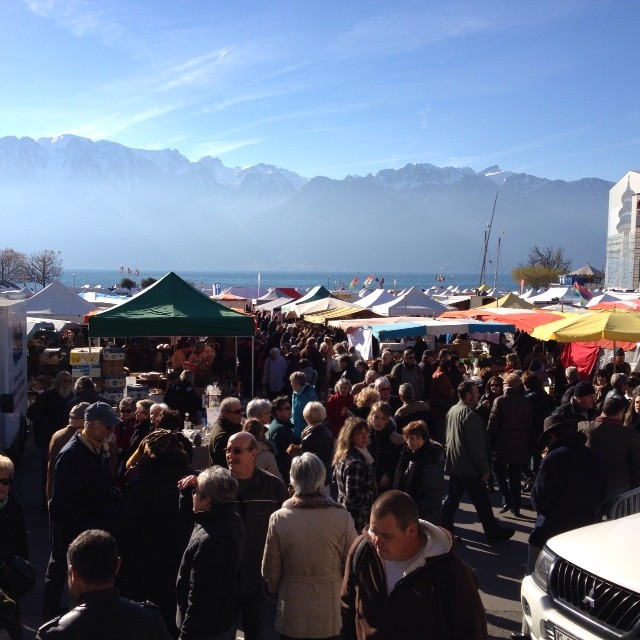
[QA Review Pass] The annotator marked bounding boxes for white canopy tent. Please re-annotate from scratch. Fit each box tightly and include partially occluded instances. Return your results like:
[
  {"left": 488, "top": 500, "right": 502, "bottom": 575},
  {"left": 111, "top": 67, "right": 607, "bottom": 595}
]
[
  {"left": 26, "top": 281, "right": 98, "bottom": 322},
  {"left": 355, "top": 288, "right": 396, "bottom": 309},
  {"left": 372, "top": 287, "right": 447, "bottom": 317}
]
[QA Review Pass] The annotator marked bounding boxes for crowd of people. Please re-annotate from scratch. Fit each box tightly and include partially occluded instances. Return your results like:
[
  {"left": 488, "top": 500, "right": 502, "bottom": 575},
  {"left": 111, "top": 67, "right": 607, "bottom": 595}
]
[{"left": 3, "top": 316, "right": 640, "bottom": 640}]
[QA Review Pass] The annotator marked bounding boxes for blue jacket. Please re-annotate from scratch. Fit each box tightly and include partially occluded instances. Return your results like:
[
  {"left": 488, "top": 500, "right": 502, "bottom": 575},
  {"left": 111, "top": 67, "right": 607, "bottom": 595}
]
[{"left": 291, "top": 384, "right": 318, "bottom": 438}]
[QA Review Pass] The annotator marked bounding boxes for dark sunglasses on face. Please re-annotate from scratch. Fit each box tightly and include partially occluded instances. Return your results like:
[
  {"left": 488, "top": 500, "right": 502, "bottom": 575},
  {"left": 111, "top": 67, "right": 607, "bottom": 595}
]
[
  {"left": 0, "top": 478, "right": 14, "bottom": 486},
  {"left": 225, "top": 447, "right": 252, "bottom": 455},
  {"left": 225, "top": 409, "right": 243, "bottom": 415}
]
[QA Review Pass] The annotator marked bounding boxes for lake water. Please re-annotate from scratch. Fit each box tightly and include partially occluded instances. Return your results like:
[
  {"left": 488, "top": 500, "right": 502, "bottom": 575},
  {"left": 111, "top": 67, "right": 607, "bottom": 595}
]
[{"left": 63, "top": 268, "right": 519, "bottom": 293}]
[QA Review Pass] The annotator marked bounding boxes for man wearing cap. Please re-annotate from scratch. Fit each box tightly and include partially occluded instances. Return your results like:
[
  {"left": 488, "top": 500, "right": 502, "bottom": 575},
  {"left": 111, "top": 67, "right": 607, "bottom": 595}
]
[
  {"left": 604, "top": 347, "right": 632, "bottom": 379},
  {"left": 579, "top": 396, "right": 640, "bottom": 510},
  {"left": 511, "top": 414, "right": 606, "bottom": 640},
  {"left": 551, "top": 380, "right": 597, "bottom": 423},
  {"left": 603, "top": 372, "right": 630, "bottom": 409},
  {"left": 390, "top": 349, "right": 423, "bottom": 399},
  {"left": 43, "top": 402, "right": 121, "bottom": 620},
  {"left": 45, "top": 402, "right": 90, "bottom": 503}
]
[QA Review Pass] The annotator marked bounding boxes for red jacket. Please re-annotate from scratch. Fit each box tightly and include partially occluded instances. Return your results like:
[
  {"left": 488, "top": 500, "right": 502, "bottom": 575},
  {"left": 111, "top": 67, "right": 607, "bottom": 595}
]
[{"left": 327, "top": 392, "right": 355, "bottom": 438}]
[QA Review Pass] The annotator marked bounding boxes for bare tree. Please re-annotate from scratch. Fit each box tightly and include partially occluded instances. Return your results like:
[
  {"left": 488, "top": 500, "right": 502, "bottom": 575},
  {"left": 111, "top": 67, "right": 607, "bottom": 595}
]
[
  {"left": 0, "top": 248, "right": 27, "bottom": 284},
  {"left": 25, "top": 250, "right": 63, "bottom": 289},
  {"left": 527, "top": 245, "right": 571, "bottom": 272}
]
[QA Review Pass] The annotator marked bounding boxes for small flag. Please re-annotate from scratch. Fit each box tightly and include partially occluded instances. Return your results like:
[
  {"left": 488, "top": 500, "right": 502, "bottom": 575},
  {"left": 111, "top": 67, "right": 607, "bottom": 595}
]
[
  {"left": 348, "top": 275, "right": 358, "bottom": 290},
  {"left": 573, "top": 281, "right": 593, "bottom": 302},
  {"left": 363, "top": 274, "right": 375, "bottom": 288},
  {"left": 135, "top": 267, "right": 140, "bottom": 276}
]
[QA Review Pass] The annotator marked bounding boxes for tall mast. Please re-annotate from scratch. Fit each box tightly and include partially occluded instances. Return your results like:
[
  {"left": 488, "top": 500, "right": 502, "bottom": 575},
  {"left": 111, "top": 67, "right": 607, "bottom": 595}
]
[
  {"left": 493, "top": 231, "right": 504, "bottom": 289},
  {"left": 478, "top": 192, "right": 498, "bottom": 289}
]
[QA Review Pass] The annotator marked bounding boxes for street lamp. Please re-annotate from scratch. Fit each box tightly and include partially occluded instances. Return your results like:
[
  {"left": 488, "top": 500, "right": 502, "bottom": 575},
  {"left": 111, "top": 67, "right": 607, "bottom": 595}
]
[{"left": 73, "top": 273, "right": 76, "bottom": 288}]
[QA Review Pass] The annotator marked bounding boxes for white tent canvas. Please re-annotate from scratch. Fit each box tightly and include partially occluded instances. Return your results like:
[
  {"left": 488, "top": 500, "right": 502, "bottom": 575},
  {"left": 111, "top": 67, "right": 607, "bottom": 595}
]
[
  {"left": 526, "top": 287, "right": 574, "bottom": 305},
  {"left": 355, "top": 288, "right": 396, "bottom": 309},
  {"left": 372, "top": 287, "right": 447, "bottom": 317},
  {"left": 26, "top": 281, "right": 98, "bottom": 322},
  {"left": 288, "top": 297, "right": 356, "bottom": 318}
]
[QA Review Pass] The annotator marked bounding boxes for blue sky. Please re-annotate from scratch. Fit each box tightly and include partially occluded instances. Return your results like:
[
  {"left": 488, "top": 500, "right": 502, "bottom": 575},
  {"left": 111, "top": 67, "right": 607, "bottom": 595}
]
[{"left": 2, "top": 0, "right": 639, "bottom": 182}]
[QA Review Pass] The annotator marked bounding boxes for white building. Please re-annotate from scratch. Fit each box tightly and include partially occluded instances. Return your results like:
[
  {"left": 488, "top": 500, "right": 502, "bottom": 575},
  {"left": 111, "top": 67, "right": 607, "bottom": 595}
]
[{"left": 605, "top": 171, "right": 640, "bottom": 290}]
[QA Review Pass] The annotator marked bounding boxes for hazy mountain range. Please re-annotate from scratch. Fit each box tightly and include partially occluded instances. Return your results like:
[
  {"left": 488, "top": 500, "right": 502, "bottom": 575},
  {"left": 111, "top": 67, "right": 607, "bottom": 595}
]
[{"left": 0, "top": 134, "right": 612, "bottom": 274}]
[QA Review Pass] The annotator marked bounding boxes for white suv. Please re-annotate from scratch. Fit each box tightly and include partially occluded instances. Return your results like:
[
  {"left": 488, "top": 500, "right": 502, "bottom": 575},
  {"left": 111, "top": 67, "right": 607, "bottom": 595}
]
[{"left": 521, "top": 513, "right": 640, "bottom": 640}]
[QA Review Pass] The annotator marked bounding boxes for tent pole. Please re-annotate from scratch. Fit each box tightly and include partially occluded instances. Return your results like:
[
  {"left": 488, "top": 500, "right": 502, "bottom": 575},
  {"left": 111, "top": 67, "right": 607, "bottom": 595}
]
[{"left": 251, "top": 337, "right": 255, "bottom": 399}]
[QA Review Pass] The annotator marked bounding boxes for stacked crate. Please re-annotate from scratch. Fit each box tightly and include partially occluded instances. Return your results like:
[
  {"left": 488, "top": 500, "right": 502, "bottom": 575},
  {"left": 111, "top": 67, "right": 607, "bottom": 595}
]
[
  {"left": 70, "top": 348, "right": 103, "bottom": 390},
  {"left": 102, "top": 347, "right": 126, "bottom": 405}
]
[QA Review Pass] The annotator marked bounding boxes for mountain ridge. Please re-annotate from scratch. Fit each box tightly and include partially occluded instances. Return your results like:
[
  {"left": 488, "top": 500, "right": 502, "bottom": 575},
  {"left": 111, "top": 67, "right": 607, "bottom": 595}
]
[{"left": 0, "top": 134, "right": 612, "bottom": 273}]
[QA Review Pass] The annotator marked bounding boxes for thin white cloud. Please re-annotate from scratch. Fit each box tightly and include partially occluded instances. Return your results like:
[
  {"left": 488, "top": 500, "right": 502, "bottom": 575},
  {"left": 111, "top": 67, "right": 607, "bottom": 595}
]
[
  {"left": 21, "top": 0, "right": 131, "bottom": 46},
  {"left": 448, "top": 125, "right": 595, "bottom": 168},
  {"left": 70, "top": 104, "right": 181, "bottom": 140},
  {"left": 332, "top": 1, "right": 581, "bottom": 58},
  {"left": 158, "top": 50, "right": 230, "bottom": 92},
  {"left": 192, "top": 138, "right": 264, "bottom": 159}
]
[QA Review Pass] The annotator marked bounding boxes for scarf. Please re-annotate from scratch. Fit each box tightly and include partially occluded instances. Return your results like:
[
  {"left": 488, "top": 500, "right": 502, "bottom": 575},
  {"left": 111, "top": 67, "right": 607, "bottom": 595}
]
[
  {"left": 283, "top": 493, "right": 344, "bottom": 510},
  {"left": 355, "top": 446, "right": 374, "bottom": 465}
]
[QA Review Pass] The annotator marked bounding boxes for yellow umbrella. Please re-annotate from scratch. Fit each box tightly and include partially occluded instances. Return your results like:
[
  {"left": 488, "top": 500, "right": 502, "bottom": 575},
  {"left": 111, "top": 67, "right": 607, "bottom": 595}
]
[{"left": 531, "top": 308, "right": 640, "bottom": 343}]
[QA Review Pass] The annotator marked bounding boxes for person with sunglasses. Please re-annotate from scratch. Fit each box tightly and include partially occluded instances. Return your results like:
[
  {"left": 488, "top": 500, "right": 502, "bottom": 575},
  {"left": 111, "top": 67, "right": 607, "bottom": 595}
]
[
  {"left": 0, "top": 455, "right": 29, "bottom": 605},
  {"left": 208, "top": 397, "right": 244, "bottom": 468},
  {"left": 178, "top": 432, "right": 286, "bottom": 640}
]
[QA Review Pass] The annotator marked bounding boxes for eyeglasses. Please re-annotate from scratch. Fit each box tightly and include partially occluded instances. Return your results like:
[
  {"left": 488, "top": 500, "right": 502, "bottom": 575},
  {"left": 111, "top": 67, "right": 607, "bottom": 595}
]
[
  {"left": 119, "top": 409, "right": 135, "bottom": 414},
  {"left": 378, "top": 386, "right": 391, "bottom": 391},
  {"left": 225, "top": 409, "right": 243, "bottom": 415},
  {"left": 225, "top": 447, "right": 254, "bottom": 455},
  {"left": 0, "top": 478, "right": 14, "bottom": 486}
]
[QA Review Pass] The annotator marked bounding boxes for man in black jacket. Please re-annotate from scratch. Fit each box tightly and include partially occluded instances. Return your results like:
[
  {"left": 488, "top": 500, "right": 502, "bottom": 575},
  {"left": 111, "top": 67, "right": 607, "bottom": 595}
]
[
  {"left": 176, "top": 466, "right": 244, "bottom": 640},
  {"left": 180, "top": 432, "right": 286, "bottom": 640},
  {"left": 26, "top": 371, "right": 74, "bottom": 505},
  {"left": 208, "top": 397, "right": 243, "bottom": 467},
  {"left": 43, "top": 403, "right": 121, "bottom": 621},
  {"left": 37, "top": 530, "right": 171, "bottom": 639}
]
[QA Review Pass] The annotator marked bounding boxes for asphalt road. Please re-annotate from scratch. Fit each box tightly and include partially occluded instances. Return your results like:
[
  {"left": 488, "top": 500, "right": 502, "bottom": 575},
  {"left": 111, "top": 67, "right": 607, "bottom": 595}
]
[{"left": 14, "top": 435, "right": 535, "bottom": 640}]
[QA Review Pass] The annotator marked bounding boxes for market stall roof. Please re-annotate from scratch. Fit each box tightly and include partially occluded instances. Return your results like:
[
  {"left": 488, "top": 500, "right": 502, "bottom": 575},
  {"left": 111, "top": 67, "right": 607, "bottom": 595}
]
[
  {"left": 88, "top": 271, "right": 254, "bottom": 338},
  {"left": 439, "top": 307, "right": 565, "bottom": 333},
  {"left": 26, "top": 280, "right": 98, "bottom": 322},
  {"left": 280, "top": 285, "right": 336, "bottom": 313},
  {"left": 481, "top": 292, "right": 534, "bottom": 309},
  {"left": 371, "top": 287, "right": 447, "bottom": 317},
  {"left": 303, "top": 306, "right": 381, "bottom": 324},
  {"left": 355, "top": 288, "right": 396, "bottom": 309},
  {"left": 530, "top": 308, "right": 640, "bottom": 344},
  {"left": 286, "top": 296, "right": 356, "bottom": 318},
  {"left": 254, "top": 296, "right": 294, "bottom": 312},
  {"left": 333, "top": 317, "right": 515, "bottom": 337}
]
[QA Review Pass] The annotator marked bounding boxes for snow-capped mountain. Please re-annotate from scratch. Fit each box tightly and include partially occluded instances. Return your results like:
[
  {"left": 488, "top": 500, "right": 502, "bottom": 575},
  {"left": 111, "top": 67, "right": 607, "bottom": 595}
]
[{"left": 0, "top": 134, "right": 613, "bottom": 272}]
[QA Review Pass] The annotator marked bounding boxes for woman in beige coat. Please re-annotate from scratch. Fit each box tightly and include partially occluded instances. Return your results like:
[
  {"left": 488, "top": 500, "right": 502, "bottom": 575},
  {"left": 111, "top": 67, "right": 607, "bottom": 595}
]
[{"left": 262, "top": 452, "right": 357, "bottom": 640}]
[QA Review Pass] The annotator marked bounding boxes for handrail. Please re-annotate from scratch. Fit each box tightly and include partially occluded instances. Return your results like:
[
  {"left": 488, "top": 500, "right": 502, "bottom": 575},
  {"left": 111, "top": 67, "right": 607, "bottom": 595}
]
[{"left": 609, "top": 486, "right": 640, "bottom": 519}]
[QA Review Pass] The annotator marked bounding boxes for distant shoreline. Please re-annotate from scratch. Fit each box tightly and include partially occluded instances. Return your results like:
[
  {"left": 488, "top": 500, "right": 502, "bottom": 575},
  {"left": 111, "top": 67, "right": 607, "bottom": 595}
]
[{"left": 60, "top": 268, "right": 519, "bottom": 293}]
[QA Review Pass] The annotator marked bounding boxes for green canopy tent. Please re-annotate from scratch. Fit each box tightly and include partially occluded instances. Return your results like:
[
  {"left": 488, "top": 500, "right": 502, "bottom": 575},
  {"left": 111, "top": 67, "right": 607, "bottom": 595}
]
[
  {"left": 88, "top": 272, "right": 255, "bottom": 393},
  {"left": 88, "top": 272, "right": 254, "bottom": 337}
]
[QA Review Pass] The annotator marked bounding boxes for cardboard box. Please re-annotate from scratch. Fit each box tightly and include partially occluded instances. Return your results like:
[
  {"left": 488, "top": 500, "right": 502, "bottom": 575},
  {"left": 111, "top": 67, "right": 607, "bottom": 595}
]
[
  {"left": 103, "top": 348, "right": 125, "bottom": 361},
  {"left": 72, "top": 366, "right": 102, "bottom": 378},
  {"left": 104, "top": 376, "right": 127, "bottom": 388},
  {"left": 126, "top": 384, "right": 149, "bottom": 400},
  {"left": 102, "top": 361, "right": 124, "bottom": 375},
  {"left": 70, "top": 348, "right": 103, "bottom": 365}
]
